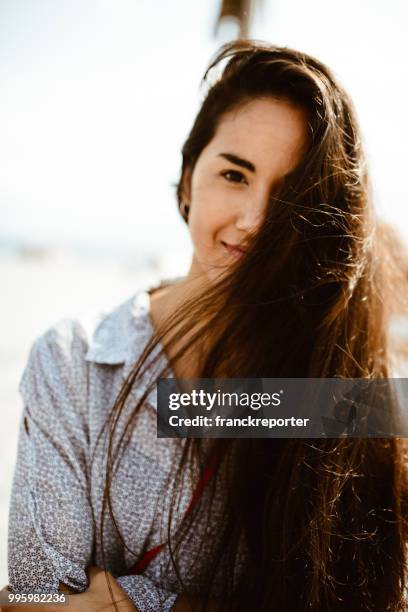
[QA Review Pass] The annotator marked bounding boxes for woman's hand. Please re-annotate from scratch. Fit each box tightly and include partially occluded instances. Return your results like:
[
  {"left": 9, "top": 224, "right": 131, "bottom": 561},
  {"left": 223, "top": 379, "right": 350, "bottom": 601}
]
[{"left": 0, "top": 566, "right": 138, "bottom": 611}]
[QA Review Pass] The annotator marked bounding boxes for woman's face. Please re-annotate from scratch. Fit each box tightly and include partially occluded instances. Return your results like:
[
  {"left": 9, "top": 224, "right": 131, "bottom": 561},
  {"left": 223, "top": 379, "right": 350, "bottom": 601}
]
[{"left": 183, "top": 97, "right": 309, "bottom": 284}]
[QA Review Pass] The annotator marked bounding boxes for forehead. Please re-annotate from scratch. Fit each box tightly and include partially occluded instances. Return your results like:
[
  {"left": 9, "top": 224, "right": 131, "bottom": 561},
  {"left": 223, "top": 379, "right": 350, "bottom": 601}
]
[{"left": 203, "top": 97, "right": 309, "bottom": 176}]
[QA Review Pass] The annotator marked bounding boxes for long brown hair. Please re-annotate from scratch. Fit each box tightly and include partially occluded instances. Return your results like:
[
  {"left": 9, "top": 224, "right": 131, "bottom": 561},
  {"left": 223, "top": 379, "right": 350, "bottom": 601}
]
[{"left": 95, "top": 40, "right": 408, "bottom": 611}]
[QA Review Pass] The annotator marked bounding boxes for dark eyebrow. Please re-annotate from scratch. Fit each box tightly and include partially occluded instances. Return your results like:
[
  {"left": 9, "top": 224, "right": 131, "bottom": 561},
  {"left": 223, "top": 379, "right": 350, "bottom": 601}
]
[{"left": 217, "top": 152, "right": 256, "bottom": 173}]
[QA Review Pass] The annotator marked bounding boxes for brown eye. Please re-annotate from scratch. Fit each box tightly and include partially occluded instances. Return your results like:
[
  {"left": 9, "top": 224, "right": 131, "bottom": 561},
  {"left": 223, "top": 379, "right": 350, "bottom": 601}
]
[{"left": 221, "top": 170, "right": 247, "bottom": 184}]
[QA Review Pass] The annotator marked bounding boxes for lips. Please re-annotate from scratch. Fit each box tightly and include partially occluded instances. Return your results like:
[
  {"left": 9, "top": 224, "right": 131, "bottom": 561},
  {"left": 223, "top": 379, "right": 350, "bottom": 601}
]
[{"left": 221, "top": 241, "right": 248, "bottom": 257}]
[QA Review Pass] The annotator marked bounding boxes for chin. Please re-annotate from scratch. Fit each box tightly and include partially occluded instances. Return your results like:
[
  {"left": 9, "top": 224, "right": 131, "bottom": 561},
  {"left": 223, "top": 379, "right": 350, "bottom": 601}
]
[
  {"left": 206, "top": 262, "right": 232, "bottom": 285},
  {"left": 190, "top": 251, "right": 231, "bottom": 286}
]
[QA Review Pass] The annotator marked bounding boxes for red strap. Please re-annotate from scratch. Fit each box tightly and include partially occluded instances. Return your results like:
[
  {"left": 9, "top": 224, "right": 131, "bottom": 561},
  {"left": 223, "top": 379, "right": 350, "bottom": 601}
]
[
  {"left": 130, "top": 543, "right": 165, "bottom": 574},
  {"left": 128, "top": 448, "right": 221, "bottom": 575}
]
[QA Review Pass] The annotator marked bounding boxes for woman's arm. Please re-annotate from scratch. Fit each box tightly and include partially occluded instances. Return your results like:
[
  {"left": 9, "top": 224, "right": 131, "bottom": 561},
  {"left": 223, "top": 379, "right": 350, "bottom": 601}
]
[
  {"left": 6, "top": 322, "right": 178, "bottom": 612},
  {"left": 67, "top": 573, "right": 237, "bottom": 612},
  {"left": 7, "top": 325, "right": 94, "bottom": 595}
]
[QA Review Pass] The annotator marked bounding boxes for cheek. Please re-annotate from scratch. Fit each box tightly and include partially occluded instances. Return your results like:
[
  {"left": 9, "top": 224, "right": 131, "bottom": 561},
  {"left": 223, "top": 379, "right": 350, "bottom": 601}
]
[
  {"left": 188, "top": 213, "right": 215, "bottom": 250},
  {"left": 189, "top": 192, "right": 227, "bottom": 245}
]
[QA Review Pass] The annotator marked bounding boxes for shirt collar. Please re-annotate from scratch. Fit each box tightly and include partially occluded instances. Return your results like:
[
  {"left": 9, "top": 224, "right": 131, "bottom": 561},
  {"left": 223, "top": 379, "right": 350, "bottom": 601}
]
[
  {"left": 84, "top": 274, "right": 181, "bottom": 379},
  {"left": 84, "top": 287, "right": 152, "bottom": 367}
]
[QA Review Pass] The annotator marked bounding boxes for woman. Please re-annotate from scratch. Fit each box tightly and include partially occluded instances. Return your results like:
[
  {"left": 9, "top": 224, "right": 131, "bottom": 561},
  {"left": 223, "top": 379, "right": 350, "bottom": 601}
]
[{"left": 3, "top": 39, "right": 408, "bottom": 612}]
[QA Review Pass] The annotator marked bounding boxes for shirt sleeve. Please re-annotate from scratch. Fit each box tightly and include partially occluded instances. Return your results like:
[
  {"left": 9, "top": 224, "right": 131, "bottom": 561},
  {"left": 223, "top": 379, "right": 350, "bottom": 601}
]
[
  {"left": 7, "top": 322, "right": 94, "bottom": 593},
  {"left": 116, "top": 575, "right": 178, "bottom": 612},
  {"left": 7, "top": 321, "right": 179, "bottom": 611}
]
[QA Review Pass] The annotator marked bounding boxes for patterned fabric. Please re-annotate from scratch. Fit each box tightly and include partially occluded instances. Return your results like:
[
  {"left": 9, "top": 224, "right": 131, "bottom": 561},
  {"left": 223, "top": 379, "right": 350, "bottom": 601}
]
[{"left": 7, "top": 276, "right": 246, "bottom": 611}]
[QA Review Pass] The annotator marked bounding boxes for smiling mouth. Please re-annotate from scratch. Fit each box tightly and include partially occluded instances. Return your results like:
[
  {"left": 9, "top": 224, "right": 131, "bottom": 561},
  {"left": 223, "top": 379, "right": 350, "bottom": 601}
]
[{"left": 221, "top": 241, "right": 247, "bottom": 257}]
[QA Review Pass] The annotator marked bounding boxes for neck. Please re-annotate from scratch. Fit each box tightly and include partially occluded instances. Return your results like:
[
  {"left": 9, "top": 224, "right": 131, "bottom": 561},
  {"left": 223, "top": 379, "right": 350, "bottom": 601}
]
[
  {"left": 147, "top": 256, "right": 214, "bottom": 378},
  {"left": 154, "top": 254, "right": 210, "bottom": 310}
]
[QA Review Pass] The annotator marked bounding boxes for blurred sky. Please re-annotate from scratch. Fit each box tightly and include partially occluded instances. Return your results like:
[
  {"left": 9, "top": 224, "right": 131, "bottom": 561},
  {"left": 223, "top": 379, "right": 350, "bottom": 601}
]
[{"left": 1, "top": 0, "right": 407, "bottom": 256}]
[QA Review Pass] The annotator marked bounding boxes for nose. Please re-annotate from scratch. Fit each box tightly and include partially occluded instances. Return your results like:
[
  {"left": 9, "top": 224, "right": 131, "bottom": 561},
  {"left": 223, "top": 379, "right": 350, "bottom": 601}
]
[{"left": 235, "top": 191, "right": 268, "bottom": 234}]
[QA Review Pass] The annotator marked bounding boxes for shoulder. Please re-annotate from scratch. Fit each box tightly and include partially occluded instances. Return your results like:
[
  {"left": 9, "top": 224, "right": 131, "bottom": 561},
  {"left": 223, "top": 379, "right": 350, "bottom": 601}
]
[
  {"left": 18, "top": 274, "right": 180, "bottom": 412},
  {"left": 18, "top": 291, "right": 139, "bottom": 407},
  {"left": 18, "top": 277, "right": 170, "bottom": 404},
  {"left": 18, "top": 316, "right": 96, "bottom": 415},
  {"left": 26, "top": 316, "right": 92, "bottom": 370}
]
